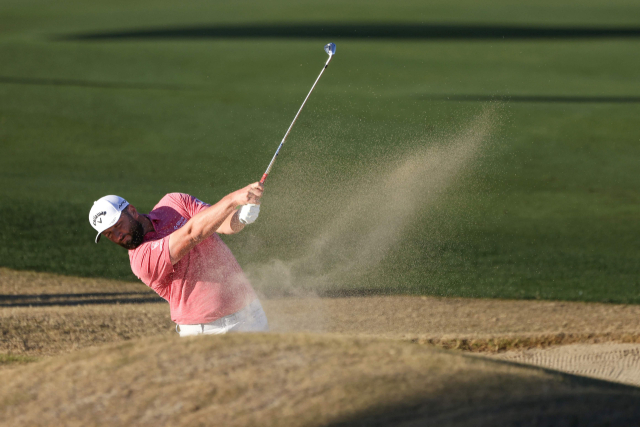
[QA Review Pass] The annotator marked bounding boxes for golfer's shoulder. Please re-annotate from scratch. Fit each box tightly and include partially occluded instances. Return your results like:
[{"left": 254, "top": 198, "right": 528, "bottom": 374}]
[
  {"left": 129, "top": 237, "right": 170, "bottom": 281},
  {"left": 153, "top": 193, "right": 193, "bottom": 209},
  {"left": 157, "top": 193, "right": 210, "bottom": 217}
]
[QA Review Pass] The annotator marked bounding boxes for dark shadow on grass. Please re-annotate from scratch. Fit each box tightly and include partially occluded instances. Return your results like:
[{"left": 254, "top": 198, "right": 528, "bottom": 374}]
[
  {"left": 326, "top": 394, "right": 640, "bottom": 427},
  {"left": 0, "top": 292, "right": 164, "bottom": 307},
  {"left": 325, "top": 367, "right": 640, "bottom": 427},
  {"left": 0, "top": 76, "right": 195, "bottom": 91},
  {"left": 59, "top": 23, "right": 640, "bottom": 41},
  {"left": 422, "top": 94, "right": 640, "bottom": 103}
]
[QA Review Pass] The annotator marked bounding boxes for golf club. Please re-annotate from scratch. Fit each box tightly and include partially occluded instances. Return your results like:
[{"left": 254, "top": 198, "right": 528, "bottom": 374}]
[
  {"left": 238, "top": 43, "right": 335, "bottom": 225},
  {"left": 259, "top": 42, "right": 336, "bottom": 185}
]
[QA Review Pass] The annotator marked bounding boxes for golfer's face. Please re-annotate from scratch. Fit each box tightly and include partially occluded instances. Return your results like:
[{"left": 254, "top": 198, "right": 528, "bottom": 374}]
[{"left": 102, "top": 210, "right": 141, "bottom": 249}]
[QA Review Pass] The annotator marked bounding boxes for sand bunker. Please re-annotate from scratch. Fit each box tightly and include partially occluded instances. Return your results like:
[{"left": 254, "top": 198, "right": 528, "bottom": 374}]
[{"left": 494, "top": 343, "right": 640, "bottom": 387}]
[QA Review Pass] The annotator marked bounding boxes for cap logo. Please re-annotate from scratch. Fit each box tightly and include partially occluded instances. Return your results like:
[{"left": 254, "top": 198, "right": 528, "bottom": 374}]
[
  {"left": 118, "top": 200, "right": 127, "bottom": 209},
  {"left": 92, "top": 211, "right": 106, "bottom": 226}
]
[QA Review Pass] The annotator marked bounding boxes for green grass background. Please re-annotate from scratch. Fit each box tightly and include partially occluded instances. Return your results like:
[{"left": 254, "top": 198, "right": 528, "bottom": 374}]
[{"left": 1, "top": 0, "right": 639, "bottom": 302}]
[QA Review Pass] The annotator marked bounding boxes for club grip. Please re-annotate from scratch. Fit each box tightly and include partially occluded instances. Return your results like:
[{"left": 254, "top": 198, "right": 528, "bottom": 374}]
[{"left": 260, "top": 173, "right": 268, "bottom": 185}]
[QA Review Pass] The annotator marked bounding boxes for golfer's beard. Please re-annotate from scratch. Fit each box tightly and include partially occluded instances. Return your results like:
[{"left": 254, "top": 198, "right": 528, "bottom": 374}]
[{"left": 120, "top": 222, "right": 145, "bottom": 250}]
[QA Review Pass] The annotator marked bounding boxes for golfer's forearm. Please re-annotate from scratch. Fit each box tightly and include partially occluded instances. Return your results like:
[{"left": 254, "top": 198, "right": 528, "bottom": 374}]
[
  {"left": 187, "top": 196, "right": 237, "bottom": 241},
  {"left": 216, "top": 210, "right": 245, "bottom": 235},
  {"left": 169, "top": 196, "right": 237, "bottom": 264}
]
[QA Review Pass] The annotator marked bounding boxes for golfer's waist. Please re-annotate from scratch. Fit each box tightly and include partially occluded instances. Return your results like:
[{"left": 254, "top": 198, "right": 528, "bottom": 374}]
[{"left": 177, "top": 299, "right": 261, "bottom": 329}]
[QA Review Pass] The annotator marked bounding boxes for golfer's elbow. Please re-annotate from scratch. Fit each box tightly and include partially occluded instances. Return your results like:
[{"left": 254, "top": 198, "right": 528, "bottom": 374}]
[
  {"left": 184, "top": 223, "right": 205, "bottom": 246},
  {"left": 169, "top": 226, "right": 202, "bottom": 265}
]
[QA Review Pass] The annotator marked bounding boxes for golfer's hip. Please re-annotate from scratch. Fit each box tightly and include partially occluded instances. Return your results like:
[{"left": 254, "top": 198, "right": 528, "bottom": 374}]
[{"left": 176, "top": 299, "right": 268, "bottom": 337}]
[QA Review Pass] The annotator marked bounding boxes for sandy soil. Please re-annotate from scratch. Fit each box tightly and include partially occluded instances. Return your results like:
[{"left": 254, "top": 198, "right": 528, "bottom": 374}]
[
  {"left": 266, "top": 295, "right": 640, "bottom": 344},
  {"left": 3, "top": 267, "right": 640, "bottom": 387},
  {"left": 494, "top": 343, "right": 640, "bottom": 387}
]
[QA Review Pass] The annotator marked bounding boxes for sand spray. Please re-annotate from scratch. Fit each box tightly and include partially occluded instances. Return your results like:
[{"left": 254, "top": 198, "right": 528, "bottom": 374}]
[{"left": 234, "top": 107, "right": 499, "bottom": 305}]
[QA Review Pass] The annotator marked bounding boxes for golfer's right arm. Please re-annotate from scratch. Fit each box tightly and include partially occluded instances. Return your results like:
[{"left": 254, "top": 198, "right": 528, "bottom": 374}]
[{"left": 168, "top": 183, "right": 263, "bottom": 264}]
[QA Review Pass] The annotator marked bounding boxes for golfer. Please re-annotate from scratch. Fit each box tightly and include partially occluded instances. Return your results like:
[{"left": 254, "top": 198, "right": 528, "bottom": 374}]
[{"left": 88, "top": 183, "right": 268, "bottom": 337}]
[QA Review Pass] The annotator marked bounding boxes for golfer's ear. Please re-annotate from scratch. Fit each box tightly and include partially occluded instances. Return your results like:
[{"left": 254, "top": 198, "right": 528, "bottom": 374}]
[{"left": 127, "top": 205, "right": 138, "bottom": 215}]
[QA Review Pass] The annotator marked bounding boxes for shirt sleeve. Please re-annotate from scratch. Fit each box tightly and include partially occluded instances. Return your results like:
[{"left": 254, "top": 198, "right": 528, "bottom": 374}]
[
  {"left": 174, "top": 193, "right": 211, "bottom": 218},
  {"left": 130, "top": 235, "right": 174, "bottom": 297}
]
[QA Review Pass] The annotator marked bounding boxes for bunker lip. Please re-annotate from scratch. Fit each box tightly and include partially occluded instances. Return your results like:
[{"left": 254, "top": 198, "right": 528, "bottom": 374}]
[{"left": 3, "top": 333, "right": 640, "bottom": 427}]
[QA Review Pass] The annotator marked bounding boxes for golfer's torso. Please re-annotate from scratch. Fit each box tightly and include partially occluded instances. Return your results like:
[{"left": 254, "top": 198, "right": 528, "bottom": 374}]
[
  {"left": 169, "top": 233, "right": 256, "bottom": 324},
  {"left": 130, "top": 193, "right": 256, "bottom": 325}
]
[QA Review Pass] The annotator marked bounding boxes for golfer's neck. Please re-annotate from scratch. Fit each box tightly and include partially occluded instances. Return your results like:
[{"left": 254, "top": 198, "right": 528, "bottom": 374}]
[{"left": 141, "top": 214, "right": 155, "bottom": 236}]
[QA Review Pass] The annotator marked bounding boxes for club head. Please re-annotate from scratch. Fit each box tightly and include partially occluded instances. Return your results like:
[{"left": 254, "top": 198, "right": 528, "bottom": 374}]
[{"left": 324, "top": 43, "right": 336, "bottom": 56}]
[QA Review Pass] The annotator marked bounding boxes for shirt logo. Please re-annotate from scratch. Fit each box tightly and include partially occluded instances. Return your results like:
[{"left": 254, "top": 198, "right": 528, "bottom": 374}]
[
  {"left": 174, "top": 217, "right": 187, "bottom": 230},
  {"left": 151, "top": 240, "right": 162, "bottom": 250},
  {"left": 92, "top": 211, "right": 106, "bottom": 226}
]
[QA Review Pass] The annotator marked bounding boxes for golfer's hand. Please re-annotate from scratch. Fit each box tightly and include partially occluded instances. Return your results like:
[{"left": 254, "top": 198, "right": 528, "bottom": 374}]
[{"left": 230, "top": 182, "right": 263, "bottom": 208}]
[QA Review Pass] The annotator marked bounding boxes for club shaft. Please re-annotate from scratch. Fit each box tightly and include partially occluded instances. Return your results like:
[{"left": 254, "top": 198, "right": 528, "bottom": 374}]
[{"left": 260, "top": 55, "right": 333, "bottom": 184}]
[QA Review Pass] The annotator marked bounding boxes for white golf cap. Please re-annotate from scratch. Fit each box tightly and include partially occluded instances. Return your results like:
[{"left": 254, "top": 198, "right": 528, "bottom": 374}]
[{"left": 89, "top": 195, "right": 129, "bottom": 243}]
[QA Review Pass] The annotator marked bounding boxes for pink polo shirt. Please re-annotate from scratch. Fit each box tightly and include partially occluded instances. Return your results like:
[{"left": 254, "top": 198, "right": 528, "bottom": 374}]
[{"left": 129, "top": 193, "right": 257, "bottom": 325}]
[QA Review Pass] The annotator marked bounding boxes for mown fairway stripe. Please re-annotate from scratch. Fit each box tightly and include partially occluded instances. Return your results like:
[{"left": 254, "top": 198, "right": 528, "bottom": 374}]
[
  {"left": 0, "top": 76, "right": 194, "bottom": 91},
  {"left": 421, "top": 94, "right": 640, "bottom": 103}
]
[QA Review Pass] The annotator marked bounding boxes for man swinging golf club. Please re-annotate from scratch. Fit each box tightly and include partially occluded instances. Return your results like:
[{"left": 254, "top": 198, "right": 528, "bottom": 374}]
[
  {"left": 89, "top": 42, "right": 335, "bottom": 337},
  {"left": 89, "top": 185, "right": 267, "bottom": 337}
]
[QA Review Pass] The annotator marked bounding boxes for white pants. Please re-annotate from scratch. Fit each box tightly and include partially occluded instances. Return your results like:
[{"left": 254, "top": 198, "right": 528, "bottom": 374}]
[{"left": 176, "top": 299, "right": 269, "bottom": 337}]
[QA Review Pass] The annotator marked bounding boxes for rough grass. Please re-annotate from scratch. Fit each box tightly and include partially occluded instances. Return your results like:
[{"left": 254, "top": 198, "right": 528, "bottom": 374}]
[
  {"left": 3, "top": 333, "right": 640, "bottom": 427},
  {"left": 0, "top": 354, "right": 38, "bottom": 368},
  {"left": 417, "top": 333, "right": 640, "bottom": 353}
]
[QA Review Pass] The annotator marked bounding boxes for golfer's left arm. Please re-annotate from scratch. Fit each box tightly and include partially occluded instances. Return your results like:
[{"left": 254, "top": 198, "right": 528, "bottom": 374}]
[{"left": 216, "top": 210, "right": 245, "bottom": 235}]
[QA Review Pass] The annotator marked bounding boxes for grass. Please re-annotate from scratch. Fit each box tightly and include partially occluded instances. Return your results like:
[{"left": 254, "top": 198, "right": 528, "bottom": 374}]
[
  {"left": 1, "top": 1, "right": 639, "bottom": 302},
  {"left": 3, "top": 333, "right": 640, "bottom": 426},
  {"left": 0, "top": 354, "right": 38, "bottom": 367},
  {"left": 416, "top": 334, "right": 640, "bottom": 353}
]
